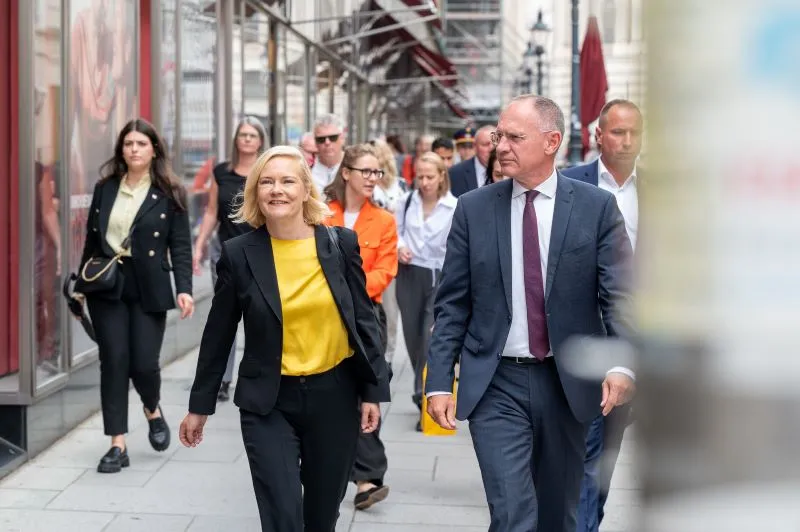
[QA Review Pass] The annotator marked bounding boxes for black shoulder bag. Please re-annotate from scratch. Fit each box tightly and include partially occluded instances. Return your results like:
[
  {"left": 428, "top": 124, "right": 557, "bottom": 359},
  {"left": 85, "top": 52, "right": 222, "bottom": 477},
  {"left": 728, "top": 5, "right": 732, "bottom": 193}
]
[{"left": 73, "top": 226, "right": 134, "bottom": 295}]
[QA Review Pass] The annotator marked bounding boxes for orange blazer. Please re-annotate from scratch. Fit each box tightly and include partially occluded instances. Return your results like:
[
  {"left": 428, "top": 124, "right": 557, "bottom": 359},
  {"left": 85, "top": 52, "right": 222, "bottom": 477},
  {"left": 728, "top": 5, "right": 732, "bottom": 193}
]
[{"left": 325, "top": 200, "right": 398, "bottom": 303}]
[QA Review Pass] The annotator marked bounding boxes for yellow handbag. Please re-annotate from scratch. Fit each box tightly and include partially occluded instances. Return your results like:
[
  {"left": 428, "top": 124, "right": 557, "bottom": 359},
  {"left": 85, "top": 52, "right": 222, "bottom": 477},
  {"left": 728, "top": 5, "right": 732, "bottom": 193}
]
[{"left": 420, "top": 364, "right": 458, "bottom": 436}]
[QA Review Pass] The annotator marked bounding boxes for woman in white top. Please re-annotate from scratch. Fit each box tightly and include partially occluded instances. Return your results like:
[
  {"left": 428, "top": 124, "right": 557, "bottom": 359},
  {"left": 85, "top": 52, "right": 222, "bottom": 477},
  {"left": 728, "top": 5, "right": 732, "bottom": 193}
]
[
  {"left": 395, "top": 152, "right": 457, "bottom": 418},
  {"left": 370, "top": 140, "right": 405, "bottom": 368}
]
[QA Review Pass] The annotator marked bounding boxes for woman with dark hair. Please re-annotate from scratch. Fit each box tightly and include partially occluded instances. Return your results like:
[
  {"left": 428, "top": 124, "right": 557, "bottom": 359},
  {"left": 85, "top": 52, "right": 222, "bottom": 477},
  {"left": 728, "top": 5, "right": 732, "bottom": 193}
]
[
  {"left": 192, "top": 116, "right": 267, "bottom": 401},
  {"left": 79, "top": 118, "right": 193, "bottom": 473},
  {"left": 483, "top": 148, "right": 506, "bottom": 186}
]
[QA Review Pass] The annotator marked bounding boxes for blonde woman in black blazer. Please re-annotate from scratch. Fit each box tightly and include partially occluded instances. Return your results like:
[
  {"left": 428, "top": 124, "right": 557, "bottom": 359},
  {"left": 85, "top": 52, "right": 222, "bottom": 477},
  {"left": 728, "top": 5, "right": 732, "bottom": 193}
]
[
  {"left": 79, "top": 119, "right": 193, "bottom": 474},
  {"left": 179, "top": 145, "right": 390, "bottom": 532}
]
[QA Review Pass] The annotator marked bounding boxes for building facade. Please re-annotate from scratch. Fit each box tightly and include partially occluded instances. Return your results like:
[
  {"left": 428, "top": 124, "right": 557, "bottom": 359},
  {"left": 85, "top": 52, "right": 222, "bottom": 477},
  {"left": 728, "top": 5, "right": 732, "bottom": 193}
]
[{"left": 0, "top": 0, "right": 461, "bottom": 477}]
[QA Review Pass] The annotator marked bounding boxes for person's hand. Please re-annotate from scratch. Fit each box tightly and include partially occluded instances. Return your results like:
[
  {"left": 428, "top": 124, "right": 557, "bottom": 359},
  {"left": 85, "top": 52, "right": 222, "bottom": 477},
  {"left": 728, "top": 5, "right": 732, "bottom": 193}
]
[
  {"left": 177, "top": 293, "right": 194, "bottom": 319},
  {"left": 601, "top": 373, "right": 636, "bottom": 416},
  {"left": 427, "top": 394, "right": 456, "bottom": 430},
  {"left": 55, "top": 245, "right": 62, "bottom": 277},
  {"left": 360, "top": 402, "right": 381, "bottom": 433},
  {"left": 179, "top": 413, "right": 208, "bottom": 447},
  {"left": 192, "top": 247, "right": 205, "bottom": 276},
  {"left": 398, "top": 247, "right": 413, "bottom": 264}
]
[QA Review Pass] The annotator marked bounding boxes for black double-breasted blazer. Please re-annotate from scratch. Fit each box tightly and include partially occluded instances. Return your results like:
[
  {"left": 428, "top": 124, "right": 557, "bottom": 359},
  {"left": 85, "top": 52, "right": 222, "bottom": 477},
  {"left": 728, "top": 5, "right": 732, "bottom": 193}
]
[
  {"left": 80, "top": 177, "right": 193, "bottom": 312},
  {"left": 188, "top": 224, "right": 391, "bottom": 416}
]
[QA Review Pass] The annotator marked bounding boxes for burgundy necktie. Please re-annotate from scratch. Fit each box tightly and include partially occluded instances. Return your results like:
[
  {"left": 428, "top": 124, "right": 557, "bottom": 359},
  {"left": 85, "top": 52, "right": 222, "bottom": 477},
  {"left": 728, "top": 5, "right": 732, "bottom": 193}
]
[{"left": 523, "top": 190, "right": 550, "bottom": 360}]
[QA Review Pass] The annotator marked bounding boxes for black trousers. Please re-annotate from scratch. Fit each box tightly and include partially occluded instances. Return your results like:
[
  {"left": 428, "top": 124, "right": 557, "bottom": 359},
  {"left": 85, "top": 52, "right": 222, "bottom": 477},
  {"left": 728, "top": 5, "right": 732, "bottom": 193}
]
[
  {"left": 351, "top": 302, "right": 389, "bottom": 486},
  {"left": 240, "top": 360, "right": 360, "bottom": 532},
  {"left": 395, "top": 264, "right": 440, "bottom": 402},
  {"left": 87, "top": 259, "right": 166, "bottom": 436}
]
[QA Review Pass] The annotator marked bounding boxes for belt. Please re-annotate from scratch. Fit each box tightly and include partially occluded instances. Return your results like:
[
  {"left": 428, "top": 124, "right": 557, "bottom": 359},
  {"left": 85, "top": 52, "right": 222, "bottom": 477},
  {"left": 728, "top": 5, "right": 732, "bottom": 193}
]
[{"left": 501, "top": 356, "right": 554, "bottom": 366}]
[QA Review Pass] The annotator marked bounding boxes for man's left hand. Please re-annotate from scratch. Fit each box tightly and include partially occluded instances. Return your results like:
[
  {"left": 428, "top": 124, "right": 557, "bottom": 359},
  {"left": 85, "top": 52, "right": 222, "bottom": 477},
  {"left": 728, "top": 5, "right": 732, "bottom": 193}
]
[{"left": 601, "top": 372, "right": 636, "bottom": 416}]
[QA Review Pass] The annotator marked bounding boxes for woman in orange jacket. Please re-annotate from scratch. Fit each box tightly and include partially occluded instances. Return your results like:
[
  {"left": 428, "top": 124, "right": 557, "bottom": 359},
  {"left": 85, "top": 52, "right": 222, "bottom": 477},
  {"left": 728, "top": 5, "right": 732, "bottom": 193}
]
[{"left": 324, "top": 143, "right": 398, "bottom": 511}]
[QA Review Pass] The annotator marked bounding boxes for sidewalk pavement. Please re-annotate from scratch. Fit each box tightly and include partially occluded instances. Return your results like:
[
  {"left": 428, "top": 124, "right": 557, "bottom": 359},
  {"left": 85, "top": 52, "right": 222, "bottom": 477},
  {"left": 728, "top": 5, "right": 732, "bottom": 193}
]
[{"left": 0, "top": 334, "right": 639, "bottom": 531}]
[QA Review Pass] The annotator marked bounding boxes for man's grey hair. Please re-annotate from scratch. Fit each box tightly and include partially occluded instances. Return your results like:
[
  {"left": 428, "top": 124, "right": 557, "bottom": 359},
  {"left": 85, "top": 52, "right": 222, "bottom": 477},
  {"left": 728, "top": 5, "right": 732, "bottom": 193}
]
[
  {"left": 475, "top": 125, "right": 494, "bottom": 139},
  {"left": 510, "top": 95, "right": 565, "bottom": 137},
  {"left": 299, "top": 131, "right": 314, "bottom": 144},
  {"left": 313, "top": 113, "right": 344, "bottom": 132}
]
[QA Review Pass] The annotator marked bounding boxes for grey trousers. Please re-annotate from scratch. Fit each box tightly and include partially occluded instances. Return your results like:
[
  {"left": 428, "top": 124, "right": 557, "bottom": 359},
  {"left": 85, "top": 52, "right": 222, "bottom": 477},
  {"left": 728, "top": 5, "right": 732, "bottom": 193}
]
[
  {"left": 395, "top": 264, "right": 440, "bottom": 402},
  {"left": 469, "top": 359, "right": 587, "bottom": 532},
  {"left": 209, "top": 236, "right": 237, "bottom": 383}
]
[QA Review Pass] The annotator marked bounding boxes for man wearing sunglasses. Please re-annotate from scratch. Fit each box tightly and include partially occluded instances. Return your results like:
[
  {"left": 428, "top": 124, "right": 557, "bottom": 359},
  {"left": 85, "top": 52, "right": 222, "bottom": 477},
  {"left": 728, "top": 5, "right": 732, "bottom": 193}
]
[{"left": 311, "top": 114, "right": 346, "bottom": 195}]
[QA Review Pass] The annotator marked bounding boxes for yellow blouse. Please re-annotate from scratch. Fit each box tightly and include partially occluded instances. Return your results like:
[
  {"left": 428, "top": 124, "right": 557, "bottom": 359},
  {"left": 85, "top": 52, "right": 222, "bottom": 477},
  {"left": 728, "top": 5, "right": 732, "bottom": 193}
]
[
  {"left": 106, "top": 175, "right": 151, "bottom": 256},
  {"left": 272, "top": 236, "right": 353, "bottom": 376}
]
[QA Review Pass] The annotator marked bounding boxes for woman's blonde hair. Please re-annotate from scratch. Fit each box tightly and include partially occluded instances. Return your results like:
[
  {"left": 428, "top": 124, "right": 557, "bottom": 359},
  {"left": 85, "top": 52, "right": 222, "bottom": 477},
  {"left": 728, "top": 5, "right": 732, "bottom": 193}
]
[
  {"left": 323, "top": 143, "right": 381, "bottom": 208},
  {"left": 415, "top": 151, "right": 451, "bottom": 198},
  {"left": 231, "top": 145, "right": 331, "bottom": 227},
  {"left": 370, "top": 140, "right": 398, "bottom": 190}
]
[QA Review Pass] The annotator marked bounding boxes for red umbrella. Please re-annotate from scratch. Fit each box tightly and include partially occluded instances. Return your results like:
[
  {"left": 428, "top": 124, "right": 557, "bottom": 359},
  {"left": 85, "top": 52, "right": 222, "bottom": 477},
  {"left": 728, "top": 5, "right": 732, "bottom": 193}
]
[{"left": 580, "top": 16, "right": 608, "bottom": 158}]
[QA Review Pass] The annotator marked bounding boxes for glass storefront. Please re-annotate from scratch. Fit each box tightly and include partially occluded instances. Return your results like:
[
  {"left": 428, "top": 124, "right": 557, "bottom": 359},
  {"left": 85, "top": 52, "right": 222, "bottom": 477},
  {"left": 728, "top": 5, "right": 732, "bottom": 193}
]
[{"left": 2, "top": 0, "right": 379, "bottom": 475}]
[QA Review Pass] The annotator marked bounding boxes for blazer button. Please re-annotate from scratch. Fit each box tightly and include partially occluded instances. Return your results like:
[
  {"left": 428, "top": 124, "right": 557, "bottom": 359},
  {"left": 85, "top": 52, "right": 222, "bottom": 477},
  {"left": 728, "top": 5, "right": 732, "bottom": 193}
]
[
  {"left": 148, "top": 250, "right": 155, "bottom": 257},
  {"left": 92, "top": 228, "right": 98, "bottom": 232},
  {"left": 153, "top": 231, "right": 160, "bottom": 237},
  {"left": 95, "top": 208, "right": 99, "bottom": 213},
  {"left": 151, "top": 193, "right": 158, "bottom": 199},
  {"left": 160, "top": 213, "right": 166, "bottom": 219}
]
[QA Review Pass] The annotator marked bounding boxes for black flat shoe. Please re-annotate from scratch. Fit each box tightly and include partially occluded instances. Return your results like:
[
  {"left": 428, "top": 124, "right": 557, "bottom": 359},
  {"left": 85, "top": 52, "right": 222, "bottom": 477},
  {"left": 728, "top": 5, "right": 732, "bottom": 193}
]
[
  {"left": 97, "top": 446, "right": 129, "bottom": 473},
  {"left": 354, "top": 485, "right": 390, "bottom": 510},
  {"left": 217, "top": 381, "right": 231, "bottom": 402},
  {"left": 145, "top": 405, "right": 170, "bottom": 452}
]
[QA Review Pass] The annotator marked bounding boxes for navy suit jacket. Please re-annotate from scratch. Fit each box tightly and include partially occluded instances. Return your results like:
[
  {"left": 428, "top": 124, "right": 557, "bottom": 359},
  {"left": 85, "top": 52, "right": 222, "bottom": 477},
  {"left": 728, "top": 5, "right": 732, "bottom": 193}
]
[
  {"left": 426, "top": 175, "right": 634, "bottom": 423},
  {"left": 560, "top": 159, "right": 600, "bottom": 186},
  {"left": 449, "top": 157, "right": 479, "bottom": 198}
]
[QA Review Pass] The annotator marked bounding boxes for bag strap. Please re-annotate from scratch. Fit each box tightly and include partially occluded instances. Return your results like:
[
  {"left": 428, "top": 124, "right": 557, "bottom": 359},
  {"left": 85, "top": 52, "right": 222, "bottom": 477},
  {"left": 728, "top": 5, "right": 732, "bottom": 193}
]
[{"left": 326, "top": 225, "right": 347, "bottom": 274}]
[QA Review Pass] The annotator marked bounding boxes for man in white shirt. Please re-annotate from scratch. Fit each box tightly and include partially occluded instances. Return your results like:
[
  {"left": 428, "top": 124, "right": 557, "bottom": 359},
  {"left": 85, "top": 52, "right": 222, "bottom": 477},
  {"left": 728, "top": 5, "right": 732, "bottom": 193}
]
[
  {"left": 427, "top": 95, "right": 635, "bottom": 532},
  {"left": 561, "top": 98, "right": 643, "bottom": 532},
  {"left": 310, "top": 114, "right": 345, "bottom": 194}
]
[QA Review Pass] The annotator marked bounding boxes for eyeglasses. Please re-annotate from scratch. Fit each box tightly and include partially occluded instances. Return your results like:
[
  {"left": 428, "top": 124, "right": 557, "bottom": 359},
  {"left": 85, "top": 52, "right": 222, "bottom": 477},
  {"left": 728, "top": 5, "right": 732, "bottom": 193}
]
[
  {"left": 346, "top": 166, "right": 385, "bottom": 180},
  {"left": 315, "top": 134, "right": 341, "bottom": 144},
  {"left": 490, "top": 131, "right": 528, "bottom": 146}
]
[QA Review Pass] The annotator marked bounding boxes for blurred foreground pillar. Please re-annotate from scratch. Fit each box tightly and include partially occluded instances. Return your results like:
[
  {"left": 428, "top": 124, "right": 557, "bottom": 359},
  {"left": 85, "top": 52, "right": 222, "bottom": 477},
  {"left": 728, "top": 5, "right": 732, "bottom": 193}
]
[{"left": 639, "top": 1, "right": 800, "bottom": 530}]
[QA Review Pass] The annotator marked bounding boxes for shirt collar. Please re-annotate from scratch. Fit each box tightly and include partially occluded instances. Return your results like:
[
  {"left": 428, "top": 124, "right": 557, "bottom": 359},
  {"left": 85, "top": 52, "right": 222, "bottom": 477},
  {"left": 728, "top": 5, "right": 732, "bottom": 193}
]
[
  {"left": 511, "top": 169, "right": 558, "bottom": 199},
  {"left": 413, "top": 190, "right": 458, "bottom": 209},
  {"left": 121, "top": 173, "right": 151, "bottom": 193},
  {"left": 598, "top": 157, "right": 637, "bottom": 188}
]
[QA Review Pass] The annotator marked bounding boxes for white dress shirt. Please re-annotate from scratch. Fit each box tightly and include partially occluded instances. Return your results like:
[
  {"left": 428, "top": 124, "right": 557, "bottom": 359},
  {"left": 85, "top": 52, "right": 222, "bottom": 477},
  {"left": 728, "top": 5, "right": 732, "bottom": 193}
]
[
  {"left": 396, "top": 191, "right": 457, "bottom": 274},
  {"left": 473, "top": 157, "right": 487, "bottom": 189},
  {"left": 311, "top": 159, "right": 341, "bottom": 196},
  {"left": 501, "top": 172, "right": 558, "bottom": 358},
  {"left": 372, "top": 181, "right": 405, "bottom": 213},
  {"left": 597, "top": 157, "right": 638, "bottom": 252}
]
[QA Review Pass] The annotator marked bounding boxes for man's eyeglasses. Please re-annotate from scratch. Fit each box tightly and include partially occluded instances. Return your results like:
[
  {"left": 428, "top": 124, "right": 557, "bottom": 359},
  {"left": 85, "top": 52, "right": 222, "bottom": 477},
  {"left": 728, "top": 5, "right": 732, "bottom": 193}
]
[
  {"left": 346, "top": 166, "right": 385, "bottom": 180},
  {"left": 315, "top": 134, "right": 341, "bottom": 144},
  {"left": 490, "top": 131, "right": 528, "bottom": 146}
]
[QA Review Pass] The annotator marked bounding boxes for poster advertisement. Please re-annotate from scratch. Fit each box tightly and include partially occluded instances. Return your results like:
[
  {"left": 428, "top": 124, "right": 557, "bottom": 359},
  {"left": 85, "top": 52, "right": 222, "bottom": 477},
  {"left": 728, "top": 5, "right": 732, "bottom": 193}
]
[{"left": 68, "top": 0, "right": 137, "bottom": 358}]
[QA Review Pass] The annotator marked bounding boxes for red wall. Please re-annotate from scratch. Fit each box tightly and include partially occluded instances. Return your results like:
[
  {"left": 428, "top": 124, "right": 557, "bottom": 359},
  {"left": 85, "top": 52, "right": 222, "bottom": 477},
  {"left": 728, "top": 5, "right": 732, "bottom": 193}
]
[{"left": 0, "top": 0, "right": 20, "bottom": 376}]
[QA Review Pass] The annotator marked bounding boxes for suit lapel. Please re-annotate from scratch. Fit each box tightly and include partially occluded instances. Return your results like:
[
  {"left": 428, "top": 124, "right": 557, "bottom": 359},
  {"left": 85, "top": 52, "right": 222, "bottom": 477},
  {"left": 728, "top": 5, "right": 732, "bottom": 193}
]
[
  {"left": 465, "top": 158, "right": 477, "bottom": 191},
  {"left": 545, "top": 175, "right": 574, "bottom": 302},
  {"left": 495, "top": 180, "right": 513, "bottom": 313},
  {"left": 98, "top": 178, "right": 120, "bottom": 240},
  {"left": 243, "top": 226, "right": 282, "bottom": 323},
  {"left": 132, "top": 186, "right": 163, "bottom": 226},
  {"left": 314, "top": 225, "right": 357, "bottom": 333}
]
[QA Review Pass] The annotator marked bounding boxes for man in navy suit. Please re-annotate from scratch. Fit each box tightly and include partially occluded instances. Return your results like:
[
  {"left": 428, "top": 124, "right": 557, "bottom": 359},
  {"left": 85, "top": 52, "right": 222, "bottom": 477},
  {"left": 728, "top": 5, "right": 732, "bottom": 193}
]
[
  {"left": 561, "top": 98, "right": 643, "bottom": 532},
  {"left": 426, "top": 95, "right": 635, "bottom": 532},
  {"left": 448, "top": 125, "right": 494, "bottom": 197}
]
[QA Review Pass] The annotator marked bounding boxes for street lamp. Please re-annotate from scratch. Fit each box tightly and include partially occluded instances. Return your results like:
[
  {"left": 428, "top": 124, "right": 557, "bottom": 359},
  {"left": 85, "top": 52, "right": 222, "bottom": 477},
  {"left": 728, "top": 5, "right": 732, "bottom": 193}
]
[
  {"left": 567, "top": 0, "right": 582, "bottom": 166},
  {"left": 523, "top": 9, "right": 550, "bottom": 96}
]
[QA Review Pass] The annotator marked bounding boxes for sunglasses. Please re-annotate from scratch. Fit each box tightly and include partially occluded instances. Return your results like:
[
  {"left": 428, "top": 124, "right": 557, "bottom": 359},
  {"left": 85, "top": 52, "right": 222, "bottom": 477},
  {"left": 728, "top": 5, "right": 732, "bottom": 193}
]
[{"left": 315, "top": 134, "right": 341, "bottom": 144}]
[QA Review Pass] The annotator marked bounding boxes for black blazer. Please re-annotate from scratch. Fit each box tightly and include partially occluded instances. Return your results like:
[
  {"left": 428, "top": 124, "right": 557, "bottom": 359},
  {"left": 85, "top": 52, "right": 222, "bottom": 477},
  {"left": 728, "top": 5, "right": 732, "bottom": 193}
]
[
  {"left": 448, "top": 156, "right": 479, "bottom": 198},
  {"left": 188, "top": 225, "right": 391, "bottom": 416},
  {"left": 80, "top": 177, "right": 193, "bottom": 312}
]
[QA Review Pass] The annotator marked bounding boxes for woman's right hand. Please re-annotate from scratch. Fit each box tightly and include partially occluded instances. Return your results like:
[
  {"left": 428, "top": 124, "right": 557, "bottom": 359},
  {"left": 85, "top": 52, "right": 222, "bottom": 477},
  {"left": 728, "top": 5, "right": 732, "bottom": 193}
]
[
  {"left": 179, "top": 413, "right": 208, "bottom": 447},
  {"left": 398, "top": 247, "right": 413, "bottom": 264}
]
